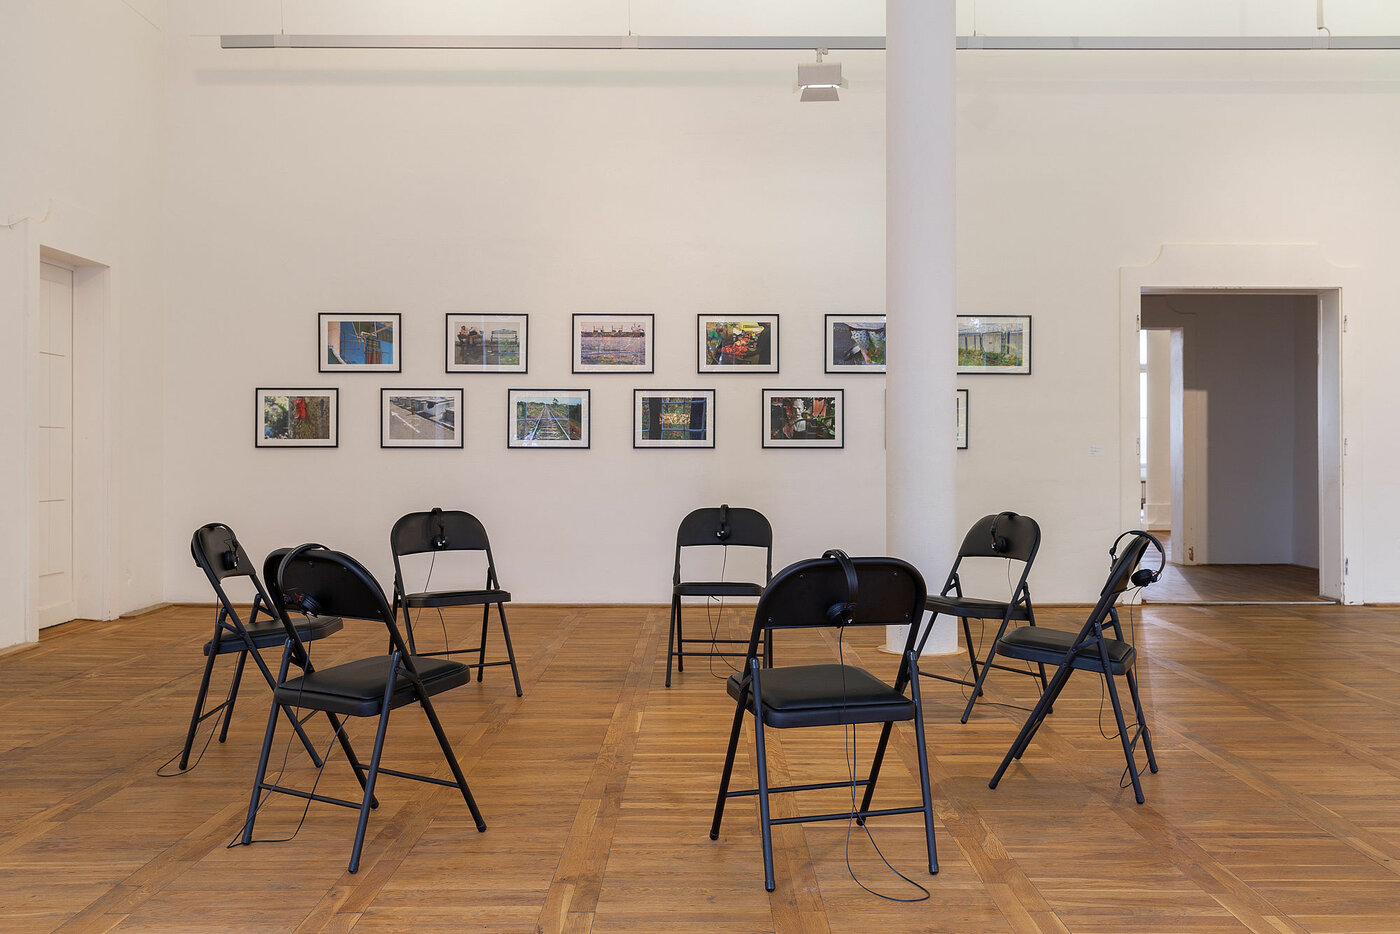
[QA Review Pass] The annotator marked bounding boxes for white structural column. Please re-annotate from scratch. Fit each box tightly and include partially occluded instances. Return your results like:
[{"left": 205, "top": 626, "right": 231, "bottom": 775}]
[{"left": 885, "top": 0, "right": 957, "bottom": 655}]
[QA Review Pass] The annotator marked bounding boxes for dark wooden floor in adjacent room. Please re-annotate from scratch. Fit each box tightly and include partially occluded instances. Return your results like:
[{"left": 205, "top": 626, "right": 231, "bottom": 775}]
[{"left": 2, "top": 600, "right": 1399, "bottom": 933}]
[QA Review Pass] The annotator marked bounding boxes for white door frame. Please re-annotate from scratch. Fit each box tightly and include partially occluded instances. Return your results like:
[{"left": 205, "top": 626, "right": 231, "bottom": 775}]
[
  {"left": 1119, "top": 244, "right": 1360, "bottom": 604},
  {"left": 5, "top": 204, "right": 122, "bottom": 646}
]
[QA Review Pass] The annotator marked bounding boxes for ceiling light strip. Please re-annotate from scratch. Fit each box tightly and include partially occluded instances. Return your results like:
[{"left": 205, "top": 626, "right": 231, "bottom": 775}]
[{"left": 219, "top": 34, "right": 1400, "bottom": 52}]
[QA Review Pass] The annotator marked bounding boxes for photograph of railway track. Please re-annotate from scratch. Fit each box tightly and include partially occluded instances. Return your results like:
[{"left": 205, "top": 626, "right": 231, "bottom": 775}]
[
  {"left": 446, "top": 313, "right": 527, "bottom": 373},
  {"left": 255, "top": 388, "right": 338, "bottom": 448},
  {"left": 761, "top": 389, "right": 843, "bottom": 448},
  {"left": 573, "top": 314, "right": 654, "bottom": 373},
  {"left": 633, "top": 389, "right": 715, "bottom": 448},
  {"left": 380, "top": 389, "right": 463, "bottom": 448},
  {"left": 508, "top": 389, "right": 590, "bottom": 448}
]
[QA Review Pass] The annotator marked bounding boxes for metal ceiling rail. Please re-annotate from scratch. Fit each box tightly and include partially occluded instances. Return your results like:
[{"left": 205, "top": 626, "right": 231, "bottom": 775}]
[{"left": 219, "top": 34, "right": 1400, "bottom": 52}]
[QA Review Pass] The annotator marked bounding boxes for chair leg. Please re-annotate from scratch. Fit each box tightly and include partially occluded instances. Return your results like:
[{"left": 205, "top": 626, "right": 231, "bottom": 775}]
[
  {"left": 1104, "top": 672, "right": 1146, "bottom": 804},
  {"left": 1011, "top": 664, "right": 1072, "bottom": 761},
  {"left": 325, "top": 711, "right": 379, "bottom": 810},
  {"left": 674, "top": 601, "right": 686, "bottom": 673},
  {"left": 764, "top": 629, "right": 774, "bottom": 669},
  {"left": 1025, "top": 607, "right": 1050, "bottom": 696},
  {"left": 180, "top": 647, "right": 221, "bottom": 770},
  {"left": 1125, "top": 667, "right": 1158, "bottom": 774},
  {"left": 218, "top": 651, "right": 249, "bottom": 743},
  {"left": 400, "top": 604, "right": 419, "bottom": 656},
  {"left": 348, "top": 696, "right": 393, "bottom": 874},
  {"left": 961, "top": 616, "right": 1014, "bottom": 724},
  {"left": 665, "top": 597, "right": 679, "bottom": 687},
  {"left": 239, "top": 638, "right": 325, "bottom": 768},
  {"left": 961, "top": 616, "right": 978, "bottom": 684},
  {"left": 907, "top": 651, "right": 939, "bottom": 874},
  {"left": 857, "top": 721, "right": 895, "bottom": 820},
  {"left": 751, "top": 705, "right": 775, "bottom": 891},
  {"left": 710, "top": 699, "right": 747, "bottom": 840},
  {"left": 477, "top": 603, "right": 490, "bottom": 682},
  {"left": 496, "top": 603, "right": 523, "bottom": 697},
  {"left": 419, "top": 693, "right": 488, "bottom": 831},
  {"left": 990, "top": 659, "right": 1072, "bottom": 790},
  {"left": 240, "top": 684, "right": 282, "bottom": 845}
]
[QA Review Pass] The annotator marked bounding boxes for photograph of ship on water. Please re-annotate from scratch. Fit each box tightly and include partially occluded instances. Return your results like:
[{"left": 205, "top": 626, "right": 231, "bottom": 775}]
[{"left": 573, "top": 314, "right": 654, "bottom": 373}]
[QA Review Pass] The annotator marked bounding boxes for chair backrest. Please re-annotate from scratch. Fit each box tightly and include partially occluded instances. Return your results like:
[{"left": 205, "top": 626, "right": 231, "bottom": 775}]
[
  {"left": 956, "top": 512, "right": 1040, "bottom": 563},
  {"left": 191, "top": 522, "right": 257, "bottom": 584},
  {"left": 674, "top": 506, "right": 774, "bottom": 583},
  {"left": 1100, "top": 531, "right": 1154, "bottom": 599},
  {"left": 276, "top": 544, "right": 417, "bottom": 662},
  {"left": 391, "top": 508, "right": 493, "bottom": 557},
  {"left": 745, "top": 553, "right": 927, "bottom": 684}
]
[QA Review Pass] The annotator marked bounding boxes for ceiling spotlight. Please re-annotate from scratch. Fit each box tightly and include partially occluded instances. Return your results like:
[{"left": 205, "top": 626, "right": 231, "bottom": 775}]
[{"left": 796, "top": 49, "right": 846, "bottom": 102}]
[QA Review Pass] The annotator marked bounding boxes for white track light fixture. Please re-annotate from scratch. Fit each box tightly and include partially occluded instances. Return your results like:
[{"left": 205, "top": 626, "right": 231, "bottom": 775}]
[{"left": 796, "top": 49, "right": 846, "bottom": 102}]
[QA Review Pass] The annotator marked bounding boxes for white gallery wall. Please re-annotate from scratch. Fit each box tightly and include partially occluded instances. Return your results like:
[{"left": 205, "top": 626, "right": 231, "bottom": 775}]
[
  {"left": 158, "top": 1, "right": 1400, "bottom": 606},
  {"left": 0, "top": 0, "right": 166, "bottom": 648}
]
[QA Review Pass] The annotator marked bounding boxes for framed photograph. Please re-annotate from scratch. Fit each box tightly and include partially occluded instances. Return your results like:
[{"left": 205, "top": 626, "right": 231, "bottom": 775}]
[
  {"left": 957, "top": 315, "right": 1031, "bottom": 375},
  {"left": 256, "top": 389, "right": 338, "bottom": 448},
  {"left": 318, "top": 313, "right": 400, "bottom": 373},
  {"left": 508, "top": 390, "right": 590, "bottom": 449},
  {"left": 825, "top": 314, "right": 887, "bottom": 373},
  {"left": 573, "top": 314, "right": 654, "bottom": 373},
  {"left": 380, "top": 389, "right": 464, "bottom": 449},
  {"left": 698, "top": 315, "right": 779, "bottom": 374},
  {"left": 633, "top": 390, "right": 716, "bottom": 449},
  {"left": 762, "top": 389, "right": 843, "bottom": 449},
  {"left": 956, "top": 389, "right": 969, "bottom": 450},
  {"left": 446, "top": 313, "right": 528, "bottom": 373}
]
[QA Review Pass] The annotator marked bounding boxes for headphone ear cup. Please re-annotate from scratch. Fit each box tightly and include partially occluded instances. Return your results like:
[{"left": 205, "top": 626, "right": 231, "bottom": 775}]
[{"left": 1131, "top": 568, "right": 1156, "bottom": 587}]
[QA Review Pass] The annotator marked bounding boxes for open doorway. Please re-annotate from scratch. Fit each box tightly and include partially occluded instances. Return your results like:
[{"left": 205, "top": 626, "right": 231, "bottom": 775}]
[{"left": 1138, "top": 291, "right": 1339, "bottom": 604}]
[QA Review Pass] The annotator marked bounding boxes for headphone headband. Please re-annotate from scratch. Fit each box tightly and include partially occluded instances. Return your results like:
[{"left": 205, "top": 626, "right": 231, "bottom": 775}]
[
  {"left": 430, "top": 506, "right": 448, "bottom": 549},
  {"left": 1109, "top": 529, "right": 1166, "bottom": 587},
  {"left": 989, "top": 511, "right": 1018, "bottom": 554},
  {"left": 822, "top": 549, "right": 859, "bottom": 625},
  {"left": 716, "top": 503, "right": 732, "bottom": 541}
]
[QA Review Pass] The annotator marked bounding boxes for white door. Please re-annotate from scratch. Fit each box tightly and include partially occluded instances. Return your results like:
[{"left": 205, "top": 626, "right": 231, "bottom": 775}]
[{"left": 38, "top": 262, "right": 76, "bottom": 627}]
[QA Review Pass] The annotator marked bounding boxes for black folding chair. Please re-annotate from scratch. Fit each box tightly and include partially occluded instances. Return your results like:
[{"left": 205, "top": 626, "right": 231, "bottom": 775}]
[
  {"left": 180, "top": 524, "right": 343, "bottom": 770},
  {"left": 390, "top": 507, "right": 521, "bottom": 697},
  {"left": 917, "top": 511, "right": 1047, "bottom": 722},
  {"left": 989, "top": 531, "right": 1163, "bottom": 804},
  {"left": 666, "top": 505, "right": 774, "bottom": 688},
  {"left": 241, "top": 543, "right": 487, "bottom": 873},
  {"left": 710, "top": 550, "right": 938, "bottom": 892}
]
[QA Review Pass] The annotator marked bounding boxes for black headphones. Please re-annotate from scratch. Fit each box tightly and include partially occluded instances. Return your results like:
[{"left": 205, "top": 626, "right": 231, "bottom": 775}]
[
  {"left": 716, "top": 504, "right": 731, "bottom": 541},
  {"left": 989, "top": 511, "right": 1018, "bottom": 554},
  {"left": 822, "top": 549, "right": 859, "bottom": 626},
  {"left": 1110, "top": 530, "right": 1166, "bottom": 588},
  {"left": 214, "top": 524, "right": 240, "bottom": 572},
  {"left": 278, "top": 542, "right": 329, "bottom": 616},
  {"left": 430, "top": 507, "right": 448, "bottom": 549}
]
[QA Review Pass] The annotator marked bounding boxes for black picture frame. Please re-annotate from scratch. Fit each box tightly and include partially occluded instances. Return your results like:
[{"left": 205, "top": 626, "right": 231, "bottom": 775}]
[
  {"left": 507, "top": 389, "right": 591, "bottom": 449},
  {"left": 632, "top": 389, "right": 716, "bottom": 449},
  {"left": 318, "top": 312, "right": 401, "bottom": 373},
  {"left": 380, "top": 388, "right": 464, "bottom": 449},
  {"left": 572, "top": 313, "right": 655, "bottom": 374},
  {"left": 956, "top": 314, "right": 1031, "bottom": 375},
  {"left": 445, "top": 313, "right": 529, "bottom": 374},
  {"left": 255, "top": 388, "right": 339, "bottom": 448},
  {"left": 761, "top": 388, "right": 844, "bottom": 449},
  {"left": 698, "top": 314, "right": 780, "bottom": 374},
  {"left": 824, "top": 314, "right": 887, "bottom": 373}
]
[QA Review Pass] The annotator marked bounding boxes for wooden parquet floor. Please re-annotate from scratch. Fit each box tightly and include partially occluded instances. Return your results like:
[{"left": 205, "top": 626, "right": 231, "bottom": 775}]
[{"left": 3, "top": 601, "right": 1400, "bottom": 933}]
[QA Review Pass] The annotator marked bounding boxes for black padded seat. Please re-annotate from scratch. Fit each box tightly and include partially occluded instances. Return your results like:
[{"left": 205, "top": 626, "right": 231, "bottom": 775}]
[
  {"left": 401, "top": 589, "right": 510, "bottom": 609},
  {"left": 276, "top": 655, "right": 473, "bottom": 717},
  {"left": 203, "top": 616, "right": 342, "bottom": 655},
  {"left": 998, "top": 626, "right": 1135, "bottom": 672},
  {"left": 727, "top": 665, "right": 917, "bottom": 729},
  {"left": 925, "top": 594, "right": 1031, "bottom": 621},
  {"left": 675, "top": 581, "right": 764, "bottom": 598}
]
